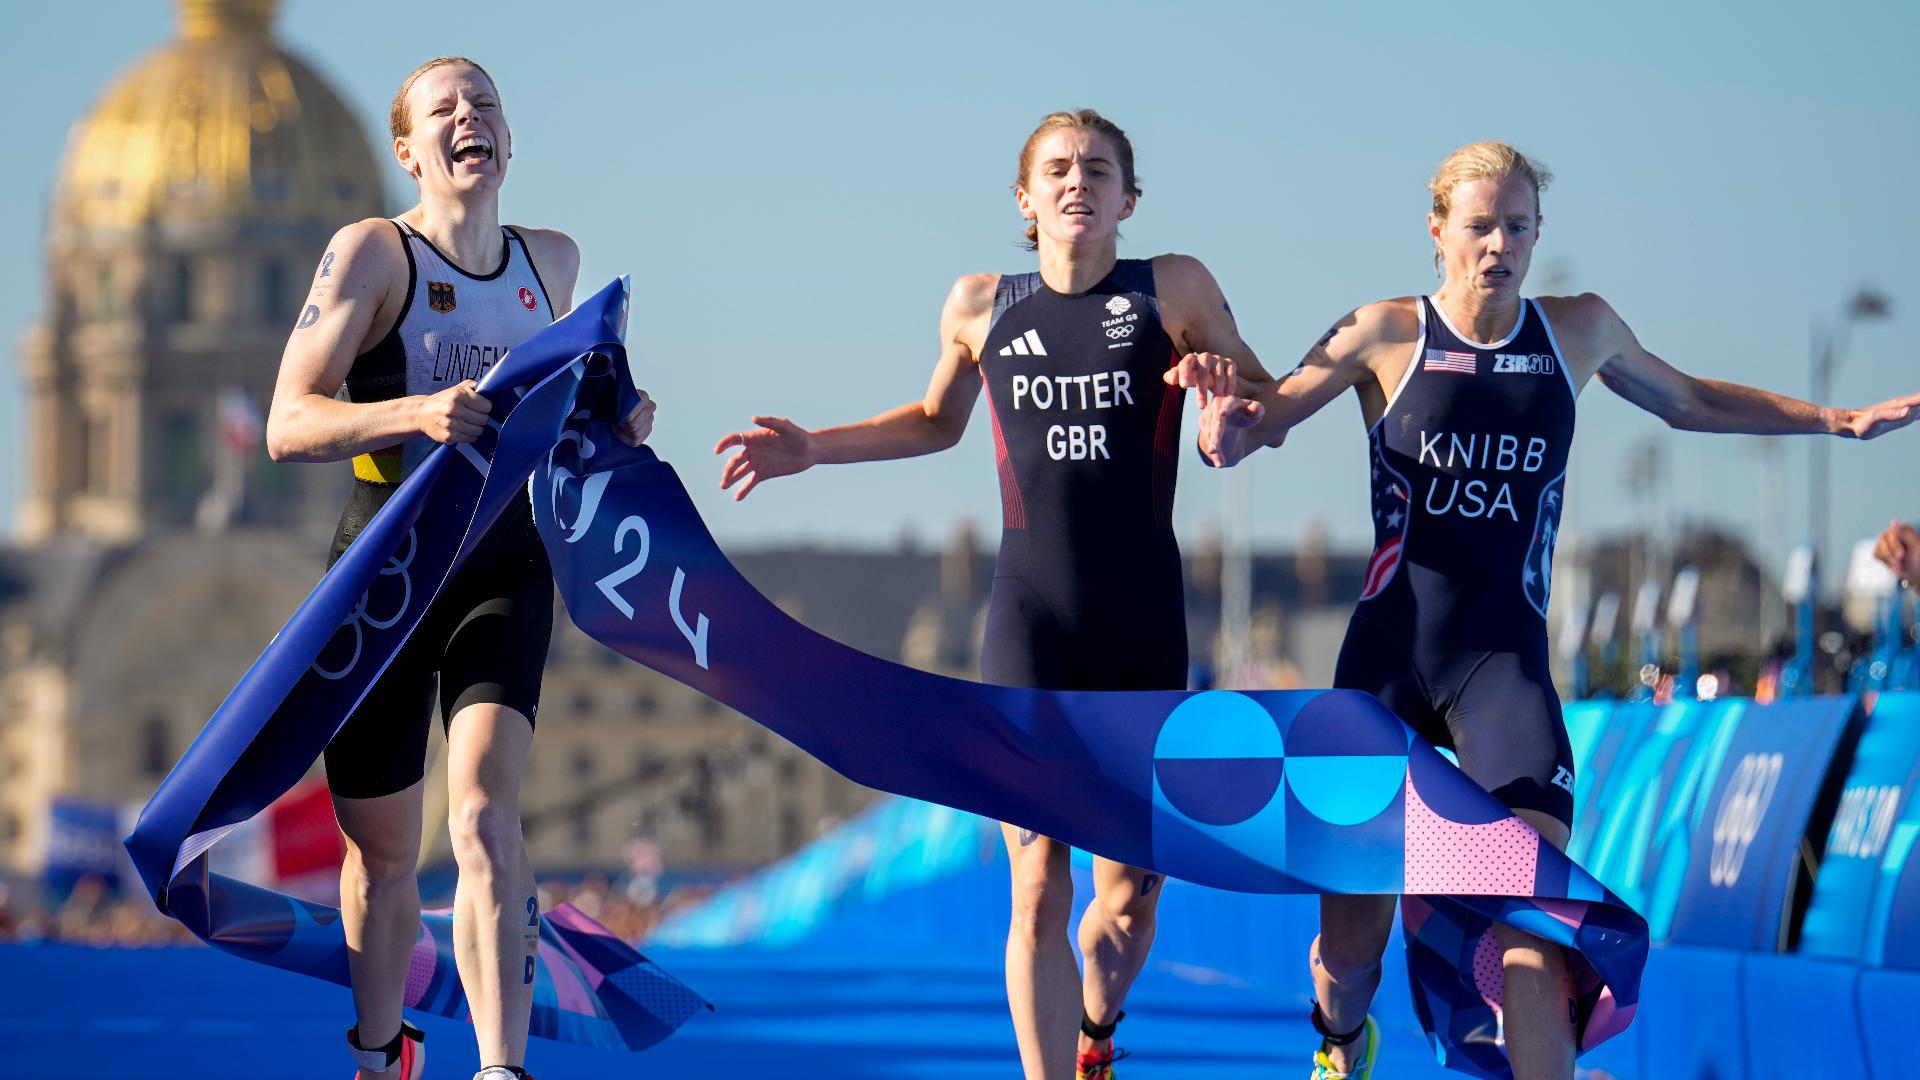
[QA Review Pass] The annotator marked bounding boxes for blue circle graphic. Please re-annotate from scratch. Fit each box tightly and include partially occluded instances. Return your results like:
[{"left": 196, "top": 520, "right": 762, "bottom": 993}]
[{"left": 1153, "top": 691, "right": 1285, "bottom": 827}]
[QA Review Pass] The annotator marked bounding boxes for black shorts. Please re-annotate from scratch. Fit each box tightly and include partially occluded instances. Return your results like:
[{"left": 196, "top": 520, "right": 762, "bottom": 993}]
[
  {"left": 322, "top": 484, "right": 553, "bottom": 800},
  {"left": 1333, "top": 616, "right": 1574, "bottom": 828},
  {"left": 978, "top": 529, "right": 1188, "bottom": 692}
]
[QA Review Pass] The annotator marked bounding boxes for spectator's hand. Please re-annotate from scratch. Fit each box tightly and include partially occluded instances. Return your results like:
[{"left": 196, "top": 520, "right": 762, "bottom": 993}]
[{"left": 1873, "top": 519, "right": 1920, "bottom": 589}]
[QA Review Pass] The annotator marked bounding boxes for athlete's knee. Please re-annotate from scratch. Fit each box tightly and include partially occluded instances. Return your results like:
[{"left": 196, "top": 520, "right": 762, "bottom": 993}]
[
  {"left": 1007, "top": 860, "right": 1073, "bottom": 944},
  {"left": 448, "top": 794, "right": 523, "bottom": 873},
  {"left": 341, "top": 834, "right": 417, "bottom": 898},
  {"left": 1312, "top": 930, "right": 1386, "bottom": 985},
  {"left": 1090, "top": 874, "right": 1162, "bottom": 936}
]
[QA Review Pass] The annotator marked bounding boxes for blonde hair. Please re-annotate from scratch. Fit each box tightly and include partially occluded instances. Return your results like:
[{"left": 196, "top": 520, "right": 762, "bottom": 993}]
[
  {"left": 1014, "top": 109, "right": 1141, "bottom": 250},
  {"left": 1427, "top": 141, "right": 1551, "bottom": 273},
  {"left": 389, "top": 57, "right": 500, "bottom": 140}
]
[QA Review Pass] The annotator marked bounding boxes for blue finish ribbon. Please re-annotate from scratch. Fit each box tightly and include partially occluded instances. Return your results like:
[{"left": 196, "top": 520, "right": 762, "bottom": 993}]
[{"left": 130, "top": 278, "right": 1645, "bottom": 1076}]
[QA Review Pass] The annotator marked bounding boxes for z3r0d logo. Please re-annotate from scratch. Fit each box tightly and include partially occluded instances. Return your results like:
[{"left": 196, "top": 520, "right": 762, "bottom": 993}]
[{"left": 1708, "top": 751, "right": 1784, "bottom": 887}]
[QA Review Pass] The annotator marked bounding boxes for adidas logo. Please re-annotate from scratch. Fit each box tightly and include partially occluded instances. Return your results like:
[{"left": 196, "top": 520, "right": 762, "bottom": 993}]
[{"left": 999, "top": 329, "right": 1048, "bottom": 357}]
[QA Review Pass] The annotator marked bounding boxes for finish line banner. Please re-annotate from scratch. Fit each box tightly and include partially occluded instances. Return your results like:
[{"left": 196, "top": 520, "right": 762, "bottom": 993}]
[{"left": 130, "top": 280, "right": 1645, "bottom": 1076}]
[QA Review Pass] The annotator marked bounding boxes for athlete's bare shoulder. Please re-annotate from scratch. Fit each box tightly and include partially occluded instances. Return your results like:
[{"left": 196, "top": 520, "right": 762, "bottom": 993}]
[
  {"left": 1149, "top": 252, "right": 1209, "bottom": 280},
  {"left": 942, "top": 272, "right": 999, "bottom": 341},
  {"left": 327, "top": 217, "right": 407, "bottom": 272},
  {"left": 1334, "top": 296, "right": 1422, "bottom": 363},
  {"left": 310, "top": 218, "right": 408, "bottom": 317},
  {"left": 507, "top": 225, "right": 580, "bottom": 275},
  {"left": 946, "top": 272, "right": 998, "bottom": 311},
  {"left": 1147, "top": 252, "right": 1218, "bottom": 306},
  {"left": 507, "top": 224, "right": 577, "bottom": 256},
  {"left": 1537, "top": 291, "right": 1627, "bottom": 332},
  {"left": 1535, "top": 292, "right": 1630, "bottom": 368}
]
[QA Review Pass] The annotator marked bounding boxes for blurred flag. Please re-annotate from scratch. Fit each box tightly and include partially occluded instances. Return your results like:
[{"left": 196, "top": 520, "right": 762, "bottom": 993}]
[{"left": 218, "top": 386, "right": 263, "bottom": 454}]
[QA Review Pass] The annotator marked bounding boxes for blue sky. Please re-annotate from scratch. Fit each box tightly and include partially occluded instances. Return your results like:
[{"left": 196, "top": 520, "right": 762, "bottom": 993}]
[{"left": 3, "top": 0, "right": 1915, "bottom": 589}]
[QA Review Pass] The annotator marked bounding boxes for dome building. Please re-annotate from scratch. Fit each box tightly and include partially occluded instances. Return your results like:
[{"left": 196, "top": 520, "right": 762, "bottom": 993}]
[
  {"left": 0, "top": 0, "right": 384, "bottom": 875},
  {"left": 18, "top": 0, "right": 384, "bottom": 542}
]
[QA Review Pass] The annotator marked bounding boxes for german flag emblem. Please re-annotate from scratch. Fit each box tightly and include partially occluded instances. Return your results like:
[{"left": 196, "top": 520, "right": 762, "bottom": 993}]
[{"left": 427, "top": 281, "right": 457, "bottom": 314}]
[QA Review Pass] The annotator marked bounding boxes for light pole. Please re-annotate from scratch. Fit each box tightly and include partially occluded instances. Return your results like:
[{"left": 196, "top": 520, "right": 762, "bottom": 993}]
[{"left": 1810, "top": 287, "right": 1891, "bottom": 588}]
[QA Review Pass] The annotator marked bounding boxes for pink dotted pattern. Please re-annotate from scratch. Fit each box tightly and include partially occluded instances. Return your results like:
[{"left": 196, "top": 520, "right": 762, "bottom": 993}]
[
  {"left": 403, "top": 925, "right": 437, "bottom": 1006},
  {"left": 1471, "top": 928, "right": 1505, "bottom": 1009},
  {"left": 1402, "top": 771, "right": 1540, "bottom": 894}
]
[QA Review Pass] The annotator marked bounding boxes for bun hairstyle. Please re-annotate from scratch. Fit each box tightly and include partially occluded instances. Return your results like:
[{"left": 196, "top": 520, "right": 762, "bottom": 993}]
[
  {"left": 1427, "top": 141, "right": 1551, "bottom": 273},
  {"left": 1015, "top": 109, "right": 1141, "bottom": 251},
  {"left": 390, "top": 57, "right": 500, "bottom": 140}
]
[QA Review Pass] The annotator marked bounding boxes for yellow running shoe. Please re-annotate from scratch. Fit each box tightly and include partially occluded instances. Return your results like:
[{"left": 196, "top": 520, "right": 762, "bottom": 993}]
[{"left": 1308, "top": 1013, "right": 1378, "bottom": 1079}]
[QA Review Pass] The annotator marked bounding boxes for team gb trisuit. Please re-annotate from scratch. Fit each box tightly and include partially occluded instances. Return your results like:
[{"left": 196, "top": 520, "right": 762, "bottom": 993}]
[
  {"left": 1334, "top": 296, "right": 1580, "bottom": 825},
  {"left": 976, "top": 259, "right": 1189, "bottom": 693},
  {"left": 321, "top": 221, "right": 557, "bottom": 800}
]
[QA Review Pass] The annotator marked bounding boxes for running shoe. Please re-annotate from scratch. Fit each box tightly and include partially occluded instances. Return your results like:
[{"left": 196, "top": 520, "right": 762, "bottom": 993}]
[
  {"left": 1308, "top": 1014, "right": 1378, "bottom": 1079},
  {"left": 347, "top": 1021, "right": 425, "bottom": 1080},
  {"left": 1076, "top": 1042, "right": 1131, "bottom": 1080},
  {"left": 473, "top": 1069, "right": 535, "bottom": 1080}
]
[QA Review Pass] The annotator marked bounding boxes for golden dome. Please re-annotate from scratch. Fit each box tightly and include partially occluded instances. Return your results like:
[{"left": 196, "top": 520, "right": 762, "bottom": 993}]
[{"left": 54, "top": 0, "right": 385, "bottom": 232}]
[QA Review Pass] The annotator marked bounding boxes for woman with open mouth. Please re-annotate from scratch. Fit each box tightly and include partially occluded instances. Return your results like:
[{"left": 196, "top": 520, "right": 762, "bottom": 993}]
[
  {"left": 714, "top": 109, "right": 1273, "bottom": 1080},
  {"left": 265, "top": 56, "right": 653, "bottom": 1080},
  {"left": 1191, "top": 139, "right": 1920, "bottom": 1080}
]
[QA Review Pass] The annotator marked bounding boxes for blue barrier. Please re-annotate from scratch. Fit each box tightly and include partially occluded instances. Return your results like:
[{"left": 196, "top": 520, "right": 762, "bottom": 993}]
[
  {"left": 1664, "top": 695, "right": 1858, "bottom": 950},
  {"left": 1865, "top": 693, "right": 1920, "bottom": 970},
  {"left": 1567, "top": 699, "right": 1746, "bottom": 942},
  {"left": 1800, "top": 691, "right": 1920, "bottom": 962}
]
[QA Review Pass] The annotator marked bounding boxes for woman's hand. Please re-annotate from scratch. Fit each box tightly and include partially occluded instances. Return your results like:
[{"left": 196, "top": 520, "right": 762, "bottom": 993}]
[
  {"left": 616, "top": 388, "right": 657, "bottom": 446},
  {"left": 416, "top": 381, "right": 491, "bottom": 444},
  {"left": 715, "top": 416, "right": 816, "bottom": 500}
]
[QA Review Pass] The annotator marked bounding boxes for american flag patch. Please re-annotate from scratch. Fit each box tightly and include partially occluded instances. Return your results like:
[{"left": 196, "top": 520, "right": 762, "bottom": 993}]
[{"left": 1424, "top": 348, "right": 1478, "bottom": 374}]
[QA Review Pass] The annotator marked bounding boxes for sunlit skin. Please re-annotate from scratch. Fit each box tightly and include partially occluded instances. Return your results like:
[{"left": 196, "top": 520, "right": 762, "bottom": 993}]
[
  {"left": 713, "top": 124, "right": 1267, "bottom": 1080},
  {"left": 1017, "top": 129, "right": 1137, "bottom": 277},
  {"left": 1875, "top": 520, "right": 1920, "bottom": 588},
  {"left": 1430, "top": 175, "right": 1539, "bottom": 339},
  {"left": 1184, "top": 161, "right": 1920, "bottom": 1080},
  {"left": 397, "top": 65, "right": 511, "bottom": 206}
]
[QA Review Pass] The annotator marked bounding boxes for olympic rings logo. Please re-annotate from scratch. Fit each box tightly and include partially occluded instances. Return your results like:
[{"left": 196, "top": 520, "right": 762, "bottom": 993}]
[
  {"left": 311, "top": 529, "right": 418, "bottom": 681},
  {"left": 1105, "top": 325, "right": 1135, "bottom": 340},
  {"left": 1708, "top": 752, "right": 1784, "bottom": 888}
]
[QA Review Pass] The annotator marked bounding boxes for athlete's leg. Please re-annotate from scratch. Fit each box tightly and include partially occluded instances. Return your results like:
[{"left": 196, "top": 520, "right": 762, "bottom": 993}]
[
  {"left": 323, "top": 637, "right": 437, "bottom": 1075},
  {"left": 1001, "top": 822, "right": 1080, "bottom": 1080},
  {"left": 1496, "top": 810, "right": 1575, "bottom": 1080},
  {"left": 1077, "top": 858, "right": 1161, "bottom": 1058},
  {"left": 334, "top": 781, "right": 428, "bottom": 1075},
  {"left": 1311, "top": 893, "right": 1397, "bottom": 1074},
  {"left": 1313, "top": 624, "right": 1427, "bottom": 1074},
  {"left": 446, "top": 702, "right": 537, "bottom": 1071},
  {"left": 1447, "top": 652, "right": 1577, "bottom": 1080},
  {"left": 437, "top": 524, "right": 552, "bottom": 1071}
]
